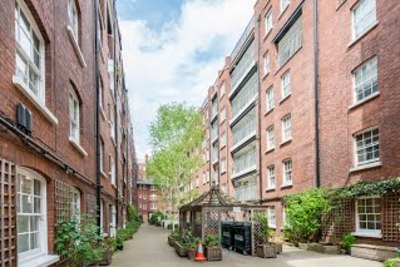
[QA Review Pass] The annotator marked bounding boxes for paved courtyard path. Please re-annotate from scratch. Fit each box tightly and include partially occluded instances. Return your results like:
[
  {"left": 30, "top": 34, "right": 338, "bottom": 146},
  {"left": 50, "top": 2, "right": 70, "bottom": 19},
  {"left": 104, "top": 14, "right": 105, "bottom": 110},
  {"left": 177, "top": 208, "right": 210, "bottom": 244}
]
[{"left": 110, "top": 224, "right": 383, "bottom": 267}]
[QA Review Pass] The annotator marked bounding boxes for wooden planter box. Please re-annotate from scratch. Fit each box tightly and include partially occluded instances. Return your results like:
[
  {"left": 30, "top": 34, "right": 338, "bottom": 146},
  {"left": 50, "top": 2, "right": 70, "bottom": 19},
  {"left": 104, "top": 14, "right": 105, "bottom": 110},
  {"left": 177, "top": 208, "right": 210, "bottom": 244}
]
[
  {"left": 205, "top": 246, "right": 222, "bottom": 261},
  {"left": 256, "top": 244, "right": 277, "bottom": 258},
  {"left": 98, "top": 249, "right": 113, "bottom": 266},
  {"left": 168, "top": 236, "right": 175, "bottom": 246},
  {"left": 188, "top": 248, "right": 196, "bottom": 261},
  {"left": 174, "top": 241, "right": 188, "bottom": 257},
  {"left": 271, "top": 242, "right": 283, "bottom": 254}
]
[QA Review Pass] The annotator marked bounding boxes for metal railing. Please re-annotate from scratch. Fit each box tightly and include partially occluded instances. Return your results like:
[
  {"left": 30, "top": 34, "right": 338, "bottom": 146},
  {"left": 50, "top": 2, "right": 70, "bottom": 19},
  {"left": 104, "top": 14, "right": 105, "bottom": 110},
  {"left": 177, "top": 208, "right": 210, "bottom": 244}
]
[{"left": 230, "top": 16, "right": 256, "bottom": 62}]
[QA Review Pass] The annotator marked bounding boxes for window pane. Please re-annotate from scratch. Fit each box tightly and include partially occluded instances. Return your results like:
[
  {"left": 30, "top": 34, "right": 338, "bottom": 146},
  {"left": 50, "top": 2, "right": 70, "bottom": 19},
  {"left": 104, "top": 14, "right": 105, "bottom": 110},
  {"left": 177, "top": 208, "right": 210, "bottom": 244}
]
[
  {"left": 34, "top": 197, "right": 41, "bottom": 213},
  {"left": 17, "top": 216, "right": 29, "bottom": 233},
  {"left": 18, "top": 234, "right": 30, "bottom": 253},
  {"left": 30, "top": 232, "right": 39, "bottom": 250},
  {"left": 34, "top": 180, "right": 41, "bottom": 196},
  {"left": 22, "top": 195, "right": 33, "bottom": 213},
  {"left": 21, "top": 177, "right": 32, "bottom": 194}
]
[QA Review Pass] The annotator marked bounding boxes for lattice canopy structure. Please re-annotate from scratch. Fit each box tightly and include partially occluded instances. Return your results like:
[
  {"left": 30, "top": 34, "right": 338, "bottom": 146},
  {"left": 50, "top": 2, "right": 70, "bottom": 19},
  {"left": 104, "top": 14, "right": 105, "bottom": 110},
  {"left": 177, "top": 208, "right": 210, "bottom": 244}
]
[{"left": 179, "top": 185, "right": 268, "bottom": 255}]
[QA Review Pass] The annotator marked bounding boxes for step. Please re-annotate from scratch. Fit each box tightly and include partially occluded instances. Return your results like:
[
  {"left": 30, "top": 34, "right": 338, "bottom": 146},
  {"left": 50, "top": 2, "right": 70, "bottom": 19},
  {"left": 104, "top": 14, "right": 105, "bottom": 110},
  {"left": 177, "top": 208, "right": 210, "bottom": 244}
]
[{"left": 351, "top": 243, "right": 398, "bottom": 262}]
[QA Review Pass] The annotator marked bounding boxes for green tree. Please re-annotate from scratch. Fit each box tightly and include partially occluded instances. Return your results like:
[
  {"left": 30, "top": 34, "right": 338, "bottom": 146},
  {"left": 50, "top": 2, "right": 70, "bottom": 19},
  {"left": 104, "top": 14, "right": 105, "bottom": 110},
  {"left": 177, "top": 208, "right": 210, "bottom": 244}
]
[{"left": 147, "top": 103, "right": 204, "bottom": 229}]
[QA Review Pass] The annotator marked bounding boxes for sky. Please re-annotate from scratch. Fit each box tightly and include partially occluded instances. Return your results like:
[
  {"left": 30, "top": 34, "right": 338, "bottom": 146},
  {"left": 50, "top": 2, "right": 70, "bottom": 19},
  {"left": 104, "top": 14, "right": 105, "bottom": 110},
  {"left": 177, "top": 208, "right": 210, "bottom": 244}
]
[{"left": 116, "top": 0, "right": 255, "bottom": 161}]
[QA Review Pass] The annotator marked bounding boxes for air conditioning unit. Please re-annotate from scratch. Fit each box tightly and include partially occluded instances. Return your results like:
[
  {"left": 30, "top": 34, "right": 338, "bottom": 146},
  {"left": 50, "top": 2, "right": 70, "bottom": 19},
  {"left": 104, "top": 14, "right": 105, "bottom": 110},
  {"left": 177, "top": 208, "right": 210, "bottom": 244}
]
[{"left": 17, "top": 104, "right": 32, "bottom": 135}]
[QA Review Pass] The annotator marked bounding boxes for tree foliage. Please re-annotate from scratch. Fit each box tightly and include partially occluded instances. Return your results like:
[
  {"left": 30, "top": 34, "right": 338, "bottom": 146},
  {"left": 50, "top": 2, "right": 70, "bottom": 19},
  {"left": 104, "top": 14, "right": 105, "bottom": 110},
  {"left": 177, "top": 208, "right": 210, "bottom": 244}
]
[{"left": 147, "top": 103, "right": 204, "bottom": 215}]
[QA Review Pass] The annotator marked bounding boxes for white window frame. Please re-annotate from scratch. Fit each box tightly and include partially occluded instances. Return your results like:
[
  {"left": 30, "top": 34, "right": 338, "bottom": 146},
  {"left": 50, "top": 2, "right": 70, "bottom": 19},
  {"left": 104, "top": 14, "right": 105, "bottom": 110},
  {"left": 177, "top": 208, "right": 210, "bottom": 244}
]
[
  {"left": 265, "top": 10, "right": 273, "bottom": 35},
  {"left": 352, "top": 0, "right": 377, "bottom": 40},
  {"left": 221, "top": 157, "right": 227, "bottom": 173},
  {"left": 266, "top": 86, "right": 274, "bottom": 112},
  {"left": 268, "top": 206, "right": 277, "bottom": 228},
  {"left": 221, "top": 131, "right": 226, "bottom": 147},
  {"left": 17, "top": 168, "right": 51, "bottom": 265},
  {"left": 220, "top": 107, "right": 226, "bottom": 122},
  {"left": 69, "top": 90, "right": 80, "bottom": 143},
  {"left": 281, "top": 71, "right": 291, "bottom": 100},
  {"left": 267, "top": 165, "right": 276, "bottom": 189},
  {"left": 354, "top": 127, "right": 379, "bottom": 166},
  {"left": 353, "top": 57, "right": 378, "bottom": 103},
  {"left": 283, "top": 159, "right": 292, "bottom": 186},
  {"left": 71, "top": 188, "right": 81, "bottom": 221},
  {"left": 266, "top": 126, "right": 275, "bottom": 151},
  {"left": 100, "top": 139, "right": 104, "bottom": 172},
  {"left": 354, "top": 196, "right": 381, "bottom": 237},
  {"left": 220, "top": 83, "right": 226, "bottom": 97},
  {"left": 282, "top": 114, "right": 292, "bottom": 142},
  {"left": 280, "top": 0, "right": 290, "bottom": 13},
  {"left": 15, "top": 0, "right": 46, "bottom": 105},
  {"left": 68, "top": 0, "right": 79, "bottom": 41},
  {"left": 263, "top": 53, "right": 270, "bottom": 76}
]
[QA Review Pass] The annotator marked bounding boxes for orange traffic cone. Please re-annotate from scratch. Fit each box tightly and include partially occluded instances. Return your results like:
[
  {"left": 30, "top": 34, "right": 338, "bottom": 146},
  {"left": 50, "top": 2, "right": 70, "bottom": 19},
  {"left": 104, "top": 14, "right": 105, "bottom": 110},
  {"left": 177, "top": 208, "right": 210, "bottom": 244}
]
[{"left": 195, "top": 240, "right": 207, "bottom": 261}]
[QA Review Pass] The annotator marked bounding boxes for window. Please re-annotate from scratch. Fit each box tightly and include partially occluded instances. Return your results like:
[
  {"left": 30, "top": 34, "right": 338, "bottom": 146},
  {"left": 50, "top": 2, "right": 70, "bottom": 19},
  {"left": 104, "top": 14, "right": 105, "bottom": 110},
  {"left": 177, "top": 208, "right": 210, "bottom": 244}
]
[
  {"left": 352, "top": 0, "right": 376, "bottom": 39},
  {"left": 68, "top": 0, "right": 79, "bottom": 40},
  {"left": 233, "top": 147, "right": 257, "bottom": 175},
  {"left": 220, "top": 83, "right": 226, "bottom": 97},
  {"left": 266, "top": 126, "right": 275, "bottom": 151},
  {"left": 267, "top": 165, "right": 276, "bottom": 189},
  {"left": 108, "top": 59, "right": 115, "bottom": 93},
  {"left": 100, "top": 138, "right": 105, "bottom": 172},
  {"left": 99, "top": 79, "right": 104, "bottom": 108},
  {"left": 150, "top": 203, "right": 157, "bottom": 210},
  {"left": 266, "top": 86, "right": 274, "bottom": 111},
  {"left": 139, "top": 193, "right": 142, "bottom": 199},
  {"left": 221, "top": 131, "right": 226, "bottom": 147},
  {"left": 232, "top": 108, "right": 256, "bottom": 146},
  {"left": 143, "top": 194, "right": 147, "bottom": 200},
  {"left": 221, "top": 157, "right": 227, "bottom": 173},
  {"left": 355, "top": 128, "right": 379, "bottom": 166},
  {"left": 353, "top": 57, "right": 378, "bottom": 102},
  {"left": 268, "top": 206, "right": 277, "bottom": 228},
  {"left": 356, "top": 197, "right": 381, "bottom": 236},
  {"left": 110, "top": 157, "right": 116, "bottom": 186},
  {"left": 282, "top": 114, "right": 292, "bottom": 142},
  {"left": 280, "top": 0, "right": 290, "bottom": 12},
  {"left": 265, "top": 10, "right": 273, "bottom": 34},
  {"left": 283, "top": 159, "right": 292, "bottom": 185},
  {"left": 17, "top": 169, "right": 49, "bottom": 263},
  {"left": 220, "top": 107, "right": 226, "bottom": 122},
  {"left": 71, "top": 188, "right": 81, "bottom": 219},
  {"left": 278, "top": 16, "right": 302, "bottom": 66},
  {"left": 110, "top": 112, "right": 115, "bottom": 141},
  {"left": 263, "top": 53, "right": 270, "bottom": 76},
  {"left": 15, "top": 1, "right": 45, "bottom": 103},
  {"left": 281, "top": 71, "right": 291, "bottom": 99},
  {"left": 69, "top": 90, "right": 80, "bottom": 143}
]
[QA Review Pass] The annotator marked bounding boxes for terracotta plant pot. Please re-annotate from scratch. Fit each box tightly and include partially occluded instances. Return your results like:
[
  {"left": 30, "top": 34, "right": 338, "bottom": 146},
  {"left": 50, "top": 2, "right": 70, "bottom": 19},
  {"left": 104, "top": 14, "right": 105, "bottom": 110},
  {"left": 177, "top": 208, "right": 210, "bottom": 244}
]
[
  {"left": 205, "top": 246, "right": 222, "bottom": 261},
  {"left": 256, "top": 244, "right": 277, "bottom": 258},
  {"left": 187, "top": 248, "right": 196, "bottom": 261}
]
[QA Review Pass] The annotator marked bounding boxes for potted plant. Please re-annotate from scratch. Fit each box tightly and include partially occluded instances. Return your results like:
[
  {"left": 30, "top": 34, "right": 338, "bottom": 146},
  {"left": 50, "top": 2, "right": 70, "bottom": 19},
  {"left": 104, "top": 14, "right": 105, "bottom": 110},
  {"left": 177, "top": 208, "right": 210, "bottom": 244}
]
[
  {"left": 204, "top": 234, "right": 222, "bottom": 261},
  {"left": 98, "top": 237, "right": 115, "bottom": 266},
  {"left": 168, "top": 230, "right": 180, "bottom": 247},
  {"left": 187, "top": 237, "right": 200, "bottom": 261},
  {"left": 174, "top": 236, "right": 188, "bottom": 257},
  {"left": 341, "top": 233, "right": 356, "bottom": 255},
  {"left": 254, "top": 213, "right": 277, "bottom": 258}
]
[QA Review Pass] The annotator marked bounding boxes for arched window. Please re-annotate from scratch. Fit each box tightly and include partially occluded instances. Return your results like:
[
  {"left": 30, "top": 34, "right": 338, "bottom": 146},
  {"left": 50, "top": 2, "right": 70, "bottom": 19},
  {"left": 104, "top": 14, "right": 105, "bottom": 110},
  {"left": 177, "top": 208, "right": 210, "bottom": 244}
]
[
  {"left": 68, "top": 0, "right": 79, "bottom": 41},
  {"left": 69, "top": 89, "right": 80, "bottom": 143},
  {"left": 15, "top": 0, "right": 45, "bottom": 103},
  {"left": 16, "top": 168, "right": 56, "bottom": 265}
]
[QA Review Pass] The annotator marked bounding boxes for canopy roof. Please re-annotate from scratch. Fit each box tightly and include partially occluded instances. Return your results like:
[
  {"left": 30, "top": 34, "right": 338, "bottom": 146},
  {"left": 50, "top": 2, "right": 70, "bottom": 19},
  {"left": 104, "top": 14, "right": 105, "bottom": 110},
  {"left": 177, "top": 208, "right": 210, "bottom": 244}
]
[{"left": 179, "top": 184, "right": 262, "bottom": 211}]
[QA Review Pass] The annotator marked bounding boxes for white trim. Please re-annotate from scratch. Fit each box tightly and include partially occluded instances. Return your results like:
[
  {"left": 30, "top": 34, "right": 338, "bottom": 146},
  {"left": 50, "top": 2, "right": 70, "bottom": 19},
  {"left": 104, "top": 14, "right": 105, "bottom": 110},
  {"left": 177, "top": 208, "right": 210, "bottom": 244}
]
[
  {"left": 350, "top": 161, "right": 381, "bottom": 173},
  {"left": 69, "top": 137, "right": 88, "bottom": 157},
  {"left": 19, "top": 254, "right": 60, "bottom": 267},
  {"left": 230, "top": 94, "right": 257, "bottom": 125},
  {"left": 232, "top": 165, "right": 257, "bottom": 179},
  {"left": 66, "top": 26, "right": 87, "bottom": 68},
  {"left": 351, "top": 0, "right": 377, "bottom": 40},
  {"left": 353, "top": 127, "right": 379, "bottom": 167},
  {"left": 230, "top": 130, "right": 256, "bottom": 153},
  {"left": 12, "top": 76, "right": 58, "bottom": 125},
  {"left": 354, "top": 196, "right": 382, "bottom": 238},
  {"left": 349, "top": 91, "right": 380, "bottom": 110},
  {"left": 229, "top": 60, "right": 256, "bottom": 98}
]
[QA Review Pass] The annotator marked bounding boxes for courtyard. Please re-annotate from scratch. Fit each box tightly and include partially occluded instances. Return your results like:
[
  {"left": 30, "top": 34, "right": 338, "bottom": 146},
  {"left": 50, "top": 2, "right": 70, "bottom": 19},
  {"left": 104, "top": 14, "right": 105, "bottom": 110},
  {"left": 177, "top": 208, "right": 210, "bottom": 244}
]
[{"left": 110, "top": 224, "right": 383, "bottom": 267}]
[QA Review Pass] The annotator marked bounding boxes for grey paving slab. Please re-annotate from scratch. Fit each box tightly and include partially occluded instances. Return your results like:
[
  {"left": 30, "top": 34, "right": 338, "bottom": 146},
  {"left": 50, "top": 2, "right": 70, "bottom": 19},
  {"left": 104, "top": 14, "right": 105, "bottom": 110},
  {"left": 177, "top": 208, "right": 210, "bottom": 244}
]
[{"left": 110, "top": 224, "right": 383, "bottom": 267}]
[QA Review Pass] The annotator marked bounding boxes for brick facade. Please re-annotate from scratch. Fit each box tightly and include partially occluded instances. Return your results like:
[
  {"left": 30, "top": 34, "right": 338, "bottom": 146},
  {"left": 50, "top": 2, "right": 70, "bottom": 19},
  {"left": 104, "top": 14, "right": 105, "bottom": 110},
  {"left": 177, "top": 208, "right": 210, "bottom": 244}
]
[
  {"left": 192, "top": 0, "right": 400, "bottom": 247},
  {"left": 0, "top": 0, "right": 138, "bottom": 266}
]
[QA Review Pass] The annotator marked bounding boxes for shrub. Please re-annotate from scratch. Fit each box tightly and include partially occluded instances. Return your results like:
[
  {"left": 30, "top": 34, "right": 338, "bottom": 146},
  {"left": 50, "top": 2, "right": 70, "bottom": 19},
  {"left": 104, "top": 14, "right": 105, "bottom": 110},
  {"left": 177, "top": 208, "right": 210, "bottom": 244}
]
[
  {"left": 384, "top": 257, "right": 400, "bottom": 267},
  {"left": 341, "top": 233, "right": 356, "bottom": 253},
  {"left": 205, "top": 234, "right": 219, "bottom": 247},
  {"left": 55, "top": 215, "right": 103, "bottom": 267},
  {"left": 254, "top": 213, "right": 274, "bottom": 244},
  {"left": 283, "top": 188, "right": 332, "bottom": 244},
  {"left": 149, "top": 211, "right": 165, "bottom": 226}
]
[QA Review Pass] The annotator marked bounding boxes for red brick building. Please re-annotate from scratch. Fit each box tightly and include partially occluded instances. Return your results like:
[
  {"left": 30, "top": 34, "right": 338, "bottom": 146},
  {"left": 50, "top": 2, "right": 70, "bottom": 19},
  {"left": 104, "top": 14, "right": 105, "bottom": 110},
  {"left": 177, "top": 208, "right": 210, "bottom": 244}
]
[
  {"left": 0, "top": 0, "right": 138, "bottom": 266},
  {"left": 194, "top": 0, "right": 400, "bottom": 250}
]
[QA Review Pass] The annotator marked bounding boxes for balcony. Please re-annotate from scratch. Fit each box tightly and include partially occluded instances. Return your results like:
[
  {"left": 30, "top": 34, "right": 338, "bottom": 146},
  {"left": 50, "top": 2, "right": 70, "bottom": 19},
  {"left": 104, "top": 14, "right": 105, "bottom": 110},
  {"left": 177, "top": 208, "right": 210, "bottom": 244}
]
[
  {"left": 231, "top": 72, "right": 258, "bottom": 123},
  {"left": 232, "top": 109, "right": 256, "bottom": 147},
  {"left": 230, "top": 16, "right": 255, "bottom": 63},
  {"left": 230, "top": 41, "right": 256, "bottom": 94},
  {"left": 235, "top": 184, "right": 257, "bottom": 202},
  {"left": 232, "top": 147, "right": 256, "bottom": 179}
]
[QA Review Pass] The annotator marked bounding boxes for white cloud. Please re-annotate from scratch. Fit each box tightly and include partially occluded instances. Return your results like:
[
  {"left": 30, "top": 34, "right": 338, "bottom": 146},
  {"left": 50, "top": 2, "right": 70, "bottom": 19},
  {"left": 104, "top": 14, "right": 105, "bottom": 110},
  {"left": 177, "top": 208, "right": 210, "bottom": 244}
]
[{"left": 120, "top": 0, "right": 255, "bottom": 159}]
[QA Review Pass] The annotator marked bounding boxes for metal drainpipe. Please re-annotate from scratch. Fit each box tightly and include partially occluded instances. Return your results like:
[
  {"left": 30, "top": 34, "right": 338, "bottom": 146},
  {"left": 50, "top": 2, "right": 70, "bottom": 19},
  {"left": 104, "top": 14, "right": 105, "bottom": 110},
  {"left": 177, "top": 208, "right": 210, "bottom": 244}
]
[
  {"left": 256, "top": 15, "right": 263, "bottom": 203},
  {"left": 208, "top": 98, "right": 212, "bottom": 186},
  {"left": 112, "top": 0, "right": 120, "bottom": 227},
  {"left": 93, "top": 0, "right": 102, "bottom": 235},
  {"left": 313, "top": 0, "right": 321, "bottom": 188}
]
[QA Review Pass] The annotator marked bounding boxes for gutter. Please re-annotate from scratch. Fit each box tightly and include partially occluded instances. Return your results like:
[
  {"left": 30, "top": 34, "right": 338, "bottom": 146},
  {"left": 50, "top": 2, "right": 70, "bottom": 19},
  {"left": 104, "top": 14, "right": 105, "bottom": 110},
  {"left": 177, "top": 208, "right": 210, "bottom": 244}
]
[
  {"left": 313, "top": 0, "right": 321, "bottom": 188},
  {"left": 256, "top": 14, "right": 263, "bottom": 203},
  {"left": 93, "top": 0, "right": 102, "bottom": 234}
]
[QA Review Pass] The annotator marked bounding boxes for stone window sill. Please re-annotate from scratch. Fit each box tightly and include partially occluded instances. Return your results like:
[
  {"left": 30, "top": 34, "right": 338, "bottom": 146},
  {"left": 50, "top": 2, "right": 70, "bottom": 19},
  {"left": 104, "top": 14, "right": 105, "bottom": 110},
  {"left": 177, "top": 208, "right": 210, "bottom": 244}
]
[
  {"left": 281, "top": 183, "right": 293, "bottom": 189},
  {"left": 348, "top": 21, "right": 379, "bottom": 49},
  {"left": 280, "top": 93, "right": 291, "bottom": 104},
  {"left": 280, "top": 138, "right": 292, "bottom": 147},
  {"left": 20, "top": 254, "right": 60, "bottom": 267},
  {"left": 349, "top": 161, "right": 381, "bottom": 173},
  {"left": 351, "top": 231, "right": 382, "bottom": 239},
  {"left": 265, "top": 147, "right": 275, "bottom": 154},
  {"left": 348, "top": 92, "right": 380, "bottom": 111},
  {"left": 66, "top": 25, "right": 87, "bottom": 68},
  {"left": 69, "top": 137, "right": 88, "bottom": 157},
  {"left": 13, "top": 76, "right": 58, "bottom": 125}
]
